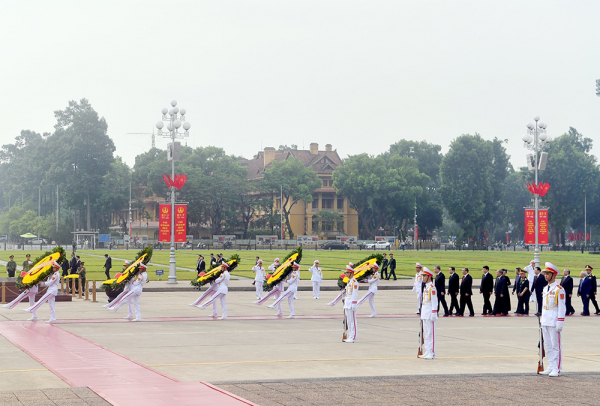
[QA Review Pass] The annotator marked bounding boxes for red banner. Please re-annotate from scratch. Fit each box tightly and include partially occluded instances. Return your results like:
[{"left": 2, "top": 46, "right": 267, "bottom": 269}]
[
  {"left": 524, "top": 209, "right": 535, "bottom": 244},
  {"left": 538, "top": 209, "right": 549, "bottom": 245},
  {"left": 159, "top": 204, "right": 171, "bottom": 242},
  {"left": 174, "top": 204, "right": 187, "bottom": 243}
]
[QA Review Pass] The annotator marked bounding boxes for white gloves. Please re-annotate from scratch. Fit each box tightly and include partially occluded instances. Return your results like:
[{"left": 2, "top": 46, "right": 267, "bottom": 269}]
[
  {"left": 431, "top": 313, "right": 438, "bottom": 321},
  {"left": 555, "top": 326, "right": 563, "bottom": 332},
  {"left": 351, "top": 304, "right": 358, "bottom": 311}
]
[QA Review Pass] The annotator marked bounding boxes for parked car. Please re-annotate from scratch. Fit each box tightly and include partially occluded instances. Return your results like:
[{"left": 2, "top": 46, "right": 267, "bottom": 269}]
[
  {"left": 30, "top": 238, "right": 48, "bottom": 245},
  {"left": 364, "top": 241, "right": 391, "bottom": 250},
  {"left": 321, "top": 241, "right": 349, "bottom": 250}
]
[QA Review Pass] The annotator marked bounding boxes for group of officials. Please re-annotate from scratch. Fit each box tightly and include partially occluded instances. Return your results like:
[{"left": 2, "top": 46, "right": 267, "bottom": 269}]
[{"left": 412, "top": 260, "right": 599, "bottom": 318}]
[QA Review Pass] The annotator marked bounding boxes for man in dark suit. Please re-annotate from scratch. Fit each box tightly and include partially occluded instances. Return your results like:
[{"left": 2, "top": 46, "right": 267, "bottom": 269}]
[
  {"left": 578, "top": 270, "right": 592, "bottom": 315},
  {"left": 532, "top": 267, "right": 547, "bottom": 316},
  {"left": 68, "top": 253, "right": 78, "bottom": 293},
  {"left": 492, "top": 269, "right": 508, "bottom": 316},
  {"left": 387, "top": 254, "right": 397, "bottom": 280},
  {"left": 560, "top": 268, "right": 575, "bottom": 315},
  {"left": 512, "top": 268, "right": 521, "bottom": 295},
  {"left": 515, "top": 269, "right": 530, "bottom": 314},
  {"left": 502, "top": 269, "right": 512, "bottom": 312},
  {"left": 480, "top": 265, "right": 494, "bottom": 315},
  {"left": 380, "top": 253, "right": 388, "bottom": 280},
  {"left": 210, "top": 254, "right": 217, "bottom": 267},
  {"left": 585, "top": 265, "right": 600, "bottom": 314},
  {"left": 61, "top": 257, "right": 70, "bottom": 277},
  {"left": 103, "top": 254, "right": 112, "bottom": 279},
  {"left": 459, "top": 268, "right": 474, "bottom": 317},
  {"left": 448, "top": 267, "right": 459, "bottom": 315},
  {"left": 196, "top": 255, "right": 205, "bottom": 276},
  {"left": 434, "top": 265, "right": 449, "bottom": 317}
]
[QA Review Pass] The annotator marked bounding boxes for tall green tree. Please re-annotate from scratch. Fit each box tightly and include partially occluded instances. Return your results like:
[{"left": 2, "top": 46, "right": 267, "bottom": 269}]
[{"left": 262, "top": 157, "right": 321, "bottom": 239}]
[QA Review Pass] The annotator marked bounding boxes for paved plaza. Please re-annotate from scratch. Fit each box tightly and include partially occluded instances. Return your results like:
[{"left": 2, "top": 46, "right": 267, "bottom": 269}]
[{"left": 1, "top": 281, "right": 599, "bottom": 405}]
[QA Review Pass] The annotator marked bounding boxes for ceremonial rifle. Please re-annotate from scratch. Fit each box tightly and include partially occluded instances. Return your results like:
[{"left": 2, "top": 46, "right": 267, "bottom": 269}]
[
  {"left": 537, "top": 315, "right": 545, "bottom": 374},
  {"left": 417, "top": 319, "right": 424, "bottom": 357},
  {"left": 342, "top": 299, "right": 348, "bottom": 341}
]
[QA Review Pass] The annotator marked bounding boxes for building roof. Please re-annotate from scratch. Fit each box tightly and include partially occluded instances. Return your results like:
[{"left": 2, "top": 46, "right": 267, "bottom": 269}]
[{"left": 240, "top": 145, "right": 343, "bottom": 180}]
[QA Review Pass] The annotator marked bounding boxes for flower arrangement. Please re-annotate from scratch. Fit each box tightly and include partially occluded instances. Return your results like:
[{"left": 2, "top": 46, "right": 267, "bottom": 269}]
[
  {"left": 16, "top": 246, "right": 66, "bottom": 291},
  {"left": 191, "top": 254, "right": 241, "bottom": 287},
  {"left": 110, "top": 246, "right": 153, "bottom": 290},
  {"left": 337, "top": 253, "right": 383, "bottom": 289},
  {"left": 263, "top": 247, "right": 303, "bottom": 292}
]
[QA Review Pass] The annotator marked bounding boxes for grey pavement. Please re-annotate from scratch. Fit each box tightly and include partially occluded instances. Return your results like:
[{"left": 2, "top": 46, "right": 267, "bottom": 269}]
[{"left": 0, "top": 387, "right": 109, "bottom": 406}]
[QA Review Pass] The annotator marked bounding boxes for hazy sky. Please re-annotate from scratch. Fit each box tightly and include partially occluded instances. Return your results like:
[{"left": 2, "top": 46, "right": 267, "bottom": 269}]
[{"left": 2, "top": 1, "right": 599, "bottom": 170}]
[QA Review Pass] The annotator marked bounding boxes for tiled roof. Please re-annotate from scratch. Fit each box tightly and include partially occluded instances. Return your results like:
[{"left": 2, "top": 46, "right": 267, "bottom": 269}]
[{"left": 240, "top": 148, "right": 343, "bottom": 180}]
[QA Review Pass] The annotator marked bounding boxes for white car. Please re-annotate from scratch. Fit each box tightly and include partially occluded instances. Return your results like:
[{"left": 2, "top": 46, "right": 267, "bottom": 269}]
[{"left": 365, "top": 241, "right": 391, "bottom": 250}]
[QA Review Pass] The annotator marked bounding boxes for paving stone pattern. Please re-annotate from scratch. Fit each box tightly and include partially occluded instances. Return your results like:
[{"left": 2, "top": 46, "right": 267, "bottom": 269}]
[
  {"left": 0, "top": 387, "right": 110, "bottom": 406},
  {"left": 217, "top": 372, "right": 600, "bottom": 406}
]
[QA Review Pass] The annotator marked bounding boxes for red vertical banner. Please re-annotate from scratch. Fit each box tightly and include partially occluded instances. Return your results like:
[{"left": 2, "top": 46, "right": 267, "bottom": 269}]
[
  {"left": 174, "top": 204, "right": 187, "bottom": 243},
  {"left": 159, "top": 204, "right": 171, "bottom": 242},
  {"left": 538, "top": 209, "right": 549, "bottom": 245},
  {"left": 524, "top": 209, "right": 535, "bottom": 244},
  {"left": 414, "top": 225, "right": 418, "bottom": 242}
]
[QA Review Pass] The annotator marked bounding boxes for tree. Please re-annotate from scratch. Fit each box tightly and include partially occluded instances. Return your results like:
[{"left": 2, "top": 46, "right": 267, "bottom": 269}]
[
  {"left": 96, "top": 157, "right": 131, "bottom": 231},
  {"left": 388, "top": 140, "right": 443, "bottom": 186},
  {"left": 263, "top": 157, "right": 321, "bottom": 239}
]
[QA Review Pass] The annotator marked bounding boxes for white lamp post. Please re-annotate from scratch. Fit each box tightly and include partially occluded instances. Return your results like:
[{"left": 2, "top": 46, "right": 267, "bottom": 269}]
[
  {"left": 522, "top": 116, "right": 551, "bottom": 268},
  {"left": 156, "top": 100, "right": 191, "bottom": 284}
]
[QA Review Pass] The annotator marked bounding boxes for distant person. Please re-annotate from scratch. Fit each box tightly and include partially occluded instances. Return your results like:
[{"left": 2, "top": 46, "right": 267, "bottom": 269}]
[
  {"left": 22, "top": 254, "right": 32, "bottom": 272},
  {"left": 560, "top": 269, "right": 575, "bottom": 316},
  {"left": 480, "top": 265, "right": 494, "bottom": 315},
  {"left": 61, "top": 258, "right": 70, "bottom": 277},
  {"left": 502, "top": 269, "right": 512, "bottom": 313},
  {"left": 585, "top": 265, "right": 600, "bottom": 315},
  {"left": 578, "top": 270, "right": 591, "bottom": 315},
  {"left": 387, "top": 254, "right": 397, "bottom": 280},
  {"left": 103, "top": 254, "right": 112, "bottom": 279},
  {"left": 209, "top": 254, "right": 217, "bottom": 267},
  {"left": 196, "top": 255, "right": 205, "bottom": 276},
  {"left": 252, "top": 259, "right": 266, "bottom": 300},
  {"left": 533, "top": 267, "right": 547, "bottom": 316},
  {"left": 448, "top": 267, "right": 460, "bottom": 315},
  {"left": 434, "top": 265, "right": 449, "bottom": 317},
  {"left": 5, "top": 255, "right": 16, "bottom": 277},
  {"left": 309, "top": 260, "right": 323, "bottom": 299},
  {"left": 381, "top": 253, "right": 389, "bottom": 280},
  {"left": 459, "top": 268, "right": 474, "bottom": 317},
  {"left": 492, "top": 269, "right": 508, "bottom": 316},
  {"left": 515, "top": 269, "right": 530, "bottom": 315},
  {"left": 77, "top": 261, "right": 87, "bottom": 294}
]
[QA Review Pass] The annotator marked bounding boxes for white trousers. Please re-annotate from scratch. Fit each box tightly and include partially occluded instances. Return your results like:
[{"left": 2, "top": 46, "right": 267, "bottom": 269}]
[
  {"left": 312, "top": 281, "right": 321, "bottom": 298},
  {"left": 125, "top": 293, "right": 141, "bottom": 319},
  {"left": 542, "top": 326, "right": 562, "bottom": 373},
  {"left": 28, "top": 292, "right": 37, "bottom": 318},
  {"left": 273, "top": 289, "right": 296, "bottom": 316},
  {"left": 255, "top": 281, "right": 263, "bottom": 299},
  {"left": 357, "top": 291, "right": 376, "bottom": 315},
  {"left": 327, "top": 291, "right": 344, "bottom": 306},
  {"left": 345, "top": 308, "right": 357, "bottom": 341},
  {"left": 417, "top": 293, "right": 422, "bottom": 311},
  {"left": 201, "top": 292, "right": 227, "bottom": 318},
  {"left": 3, "top": 290, "right": 37, "bottom": 318},
  {"left": 26, "top": 291, "right": 55, "bottom": 320},
  {"left": 423, "top": 319, "right": 436, "bottom": 357}
]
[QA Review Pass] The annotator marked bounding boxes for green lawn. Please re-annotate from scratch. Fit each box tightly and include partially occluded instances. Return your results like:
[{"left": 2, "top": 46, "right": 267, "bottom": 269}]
[{"left": 2, "top": 248, "right": 596, "bottom": 282}]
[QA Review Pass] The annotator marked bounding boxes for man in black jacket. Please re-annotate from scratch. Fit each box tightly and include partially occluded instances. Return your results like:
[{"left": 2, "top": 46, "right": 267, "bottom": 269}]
[
  {"left": 434, "top": 265, "right": 449, "bottom": 316},
  {"left": 61, "top": 257, "right": 70, "bottom": 277},
  {"left": 560, "top": 268, "right": 575, "bottom": 316},
  {"left": 480, "top": 265, "right": 494, "bottom": 315},
  {"left": 196, "top": 255, "right": 205, "bottom": 275},
  {"left": 387, "top": 254, "right": 397, "bottom": 280},
  {"left": 492, "top": 269, "right": 509, "bottom": 316},
  {"left": 380, "top": 253, "right": 388, "bottom": 280},
  {"left": 448, "top": 267, "right": 459, "bottom": 315},
  {"left": 532, "top": 267, "right": 547, "bottom": 316},
  {"left": 459, "top": 268, "right": 474, "bottom": 317},
  {"left": 515, "top": 269, "right": 531, "bottom": 315},
  {"left": 585, "top": 265, "right": 600, "bottom": 314},
  {"left": 103, "top": 254, "right": 112, "bottom": 279}
]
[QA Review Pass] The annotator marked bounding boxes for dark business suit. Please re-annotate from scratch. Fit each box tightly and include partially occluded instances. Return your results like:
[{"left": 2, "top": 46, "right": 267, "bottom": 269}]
[
  {"left": 533, "top": 274, "right": 548, "bottom": 315},
  {"left": 61, "top": 260, "right": 70, "bottom": 277},
  {"left": 387, "top": 258, "right": 397, "bottom": 280},
  {"left": 435, "top": 271, "right": 449, "bottom": 316},
  {"left": 588, "top": 274, "right": 600, "bottom": 314},
  {"left": 196, "top": 259, "right": 205, "bottom": 275},
  {"left": 459, "top": 274, "right": 474, "bottom": 316},
  {"left": 480, "top": 272, "right": 494, "bottom": 314},
  {"left": 380, "top": 258, "right": 388, "bottom": 279},
  {"left": 579, "top": 276, "right": 592, "bottom": 315},
  {"left": 104, "top": 257, "right": 112, "bottom": 279},
  {"left": 448, "top": 272, "right": 460, "bottom": 314},
  {"left": 492, "top": 276, "right": 508, "bottom": 315},
  {"left": 512, "top": 274, "right": 521, "bottom": 294},
  {"left": 516, "top": 278, "right": 530, "bottom": 314},
  {"left": 560, "top": 275, "right": 574, "bottom": 315},
  {"left": 503, "top": 276, "right": 512, "bottom": 312},
  {"left": 68, "top": 256, "right": 78, "bottom": 293}
]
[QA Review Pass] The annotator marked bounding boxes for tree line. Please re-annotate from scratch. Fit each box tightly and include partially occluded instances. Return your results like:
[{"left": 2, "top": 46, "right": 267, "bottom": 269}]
[{"left": 0, "top": 100, "right": 597, "bottom": 246}]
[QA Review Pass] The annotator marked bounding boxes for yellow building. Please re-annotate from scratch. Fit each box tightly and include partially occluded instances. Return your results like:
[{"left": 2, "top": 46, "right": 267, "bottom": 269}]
[{"left": 241, "top": 143, "right": 358, "bottom": 239}]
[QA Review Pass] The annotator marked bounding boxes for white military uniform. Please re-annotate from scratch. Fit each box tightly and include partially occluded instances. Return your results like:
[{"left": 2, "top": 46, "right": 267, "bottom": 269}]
[
  {"left": 420, "top": 268, "right": 439, "bottom": 359},
  {"left": 25, "top": 268, "right": 60, "bottom": 323},
  {"left": 309, "top": 261, "right": 323, "bottom": 299},
  {"left": 110, "top": 267, "right": 147, "bottom": 321},
  {"left": 3, "top": 284, "right": 39, "bottom": 320},
  {"left": 252, "top": 262, "right": 266, "bottom": 299},
  {"left": 190, "top": 280, "right": 219, "bottom": 316},
  {"left": 540, "top": 262, "right": 566, "bottom": 376},
  {"left": 357, "top": 268, "right": 379, "bottom": 317},
  {"left": 413, "top": 264, "right": 424, "bottom": 312},
  {"left": 271, "top": 265, "right": 300, "bottom": 318},
  {"left": 343, "top": 273, "right": 359, "bottom": 343},
  {"left": 525, "top": 261, "right": 536, "bottom": 302},
  {"left": 200, "top": 269, "right": 230, "bottom": 320}
]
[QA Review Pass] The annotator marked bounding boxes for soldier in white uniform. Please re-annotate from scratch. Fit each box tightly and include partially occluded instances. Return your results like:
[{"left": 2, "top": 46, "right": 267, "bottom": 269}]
[
  {"left": 525, "top": 259, "right": 536, "bottom": 303},
  {"left": 357, "top": 264, "right": 380, "bottom": 317},
  {"left": 3, "top": 282, "right": 39, "bottom": 321},
  {"left": 419, "top": 267, "right": 439, "bottom": 360},
  {"left": 199, "top": 263, "right": 230, "bottom": 320},
  {"left": 269, "top": 263, "right": 300, "bottom": 318},
  {"left": 343, "top": 265, "right": 359, "bottom": 343},
  {"left": 110, "top": 263, "right": 148, "bottom": 321},
  {"left": 252, "top": 259, "right": 266, "bottom": 300},
  {"left": 309, "top": 260, "right": 323, "bottom": 299},
  {"left": 413, "top": 263, "right": 424, "bottom": 314},
  {"left": 539, "top": 262, "right": 566, "bottom": 377},
  {"left": 24, "top": 262, "right": 61, "bottom": 323},
  {"left": 327, "top": 262, "right": 355, "bottom": 307}
]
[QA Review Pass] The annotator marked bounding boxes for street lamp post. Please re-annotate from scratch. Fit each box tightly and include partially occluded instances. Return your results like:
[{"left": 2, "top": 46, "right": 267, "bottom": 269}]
[
  {"left": 156, "top": 100, "right": 191, "bottom": 284},
  {"left": 522, "top": 116, "right": 552, "bottom": 268}
]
